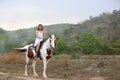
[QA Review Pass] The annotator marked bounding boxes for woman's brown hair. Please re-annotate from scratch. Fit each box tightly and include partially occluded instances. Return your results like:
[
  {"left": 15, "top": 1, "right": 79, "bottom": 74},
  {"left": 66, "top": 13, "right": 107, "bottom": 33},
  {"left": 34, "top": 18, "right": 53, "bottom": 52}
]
[{"left": 37, "top": 24, "right": 43, "bottom": 31}]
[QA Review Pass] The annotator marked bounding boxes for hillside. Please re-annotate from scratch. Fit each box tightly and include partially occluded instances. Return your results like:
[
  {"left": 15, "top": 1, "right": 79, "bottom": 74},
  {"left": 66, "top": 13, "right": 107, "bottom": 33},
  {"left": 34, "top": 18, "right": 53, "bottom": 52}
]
[
  {"left": 64, "top": 10, "right": 120, "bottom": 41},
  {"left": 0, "top": 28, "right": 7, "bottom": 34},
  {"left": 45, "top": 23, "right": 75, "bottom": 36},
  {"left": 0, "top": 23, "right": 74, "bottom": 53},
  {"left": 0, "top": 10, "right": 120, "bottom": 54}
]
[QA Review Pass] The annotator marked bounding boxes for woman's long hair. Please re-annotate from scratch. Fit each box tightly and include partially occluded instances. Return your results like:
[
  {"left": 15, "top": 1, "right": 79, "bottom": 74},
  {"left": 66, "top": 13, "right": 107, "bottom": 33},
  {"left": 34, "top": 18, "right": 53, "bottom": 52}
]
[{"left": 37, "top": 24, "right": 43, "bottom": 31}]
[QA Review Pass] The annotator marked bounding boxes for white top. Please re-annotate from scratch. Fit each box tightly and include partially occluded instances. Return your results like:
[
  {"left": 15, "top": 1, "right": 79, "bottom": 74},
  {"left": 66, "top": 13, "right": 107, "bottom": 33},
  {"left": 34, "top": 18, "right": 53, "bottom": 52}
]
[
  {"left": 34, "top": 31, "right": 44, "bottom": 46},
  {"left": 38, "top": 31, "right": 44, "bottom": 39}
]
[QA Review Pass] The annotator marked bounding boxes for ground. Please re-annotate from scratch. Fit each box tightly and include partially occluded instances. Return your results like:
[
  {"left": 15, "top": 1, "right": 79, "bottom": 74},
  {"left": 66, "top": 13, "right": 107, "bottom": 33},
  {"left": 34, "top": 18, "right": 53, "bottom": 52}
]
[{"left": 0, "top": 52, "right": 120, "bottom": 80}]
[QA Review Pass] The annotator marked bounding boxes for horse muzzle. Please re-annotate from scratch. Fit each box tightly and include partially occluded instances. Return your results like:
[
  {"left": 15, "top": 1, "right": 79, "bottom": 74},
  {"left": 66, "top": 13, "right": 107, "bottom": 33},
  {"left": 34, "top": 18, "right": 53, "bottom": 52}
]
[{"left": 51, "top": 46, "right": 55, "bottom": 50}]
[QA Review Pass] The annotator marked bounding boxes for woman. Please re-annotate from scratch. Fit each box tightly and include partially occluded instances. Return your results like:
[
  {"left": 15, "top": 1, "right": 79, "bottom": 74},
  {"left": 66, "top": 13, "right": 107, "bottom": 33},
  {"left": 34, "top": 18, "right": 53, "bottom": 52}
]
[{"left": 34, "top": 24, "right": 47, "bottom": 53}]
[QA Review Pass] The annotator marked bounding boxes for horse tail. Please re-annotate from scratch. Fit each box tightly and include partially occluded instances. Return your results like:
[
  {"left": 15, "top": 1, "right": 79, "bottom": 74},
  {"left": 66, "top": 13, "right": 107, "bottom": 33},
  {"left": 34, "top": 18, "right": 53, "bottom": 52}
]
[
  {"left": 13, "top": 44, "right": 33, "bottom": 53},
  {"left": 13, "top": 48, "right": 27, "bottom": 52}
]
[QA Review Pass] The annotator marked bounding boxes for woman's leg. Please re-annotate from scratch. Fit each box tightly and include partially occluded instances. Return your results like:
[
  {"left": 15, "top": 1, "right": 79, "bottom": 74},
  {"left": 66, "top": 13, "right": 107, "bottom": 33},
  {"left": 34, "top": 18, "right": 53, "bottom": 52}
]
[{"left": 36, "top": 43, "right": 40, "bottom": 53}]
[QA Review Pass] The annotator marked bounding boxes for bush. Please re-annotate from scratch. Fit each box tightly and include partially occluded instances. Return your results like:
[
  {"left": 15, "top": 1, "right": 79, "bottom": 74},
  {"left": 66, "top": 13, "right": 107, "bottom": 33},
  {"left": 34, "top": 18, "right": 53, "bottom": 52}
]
[
  {"left": 54, "top": 33, "right": 105, "bottom": 56},
  {"left": 104, "top": 39, "right": 120, "bottom": 54},
  {"left": 54, "top": 36, "right": 68, "bottom": 55},
  {"left": 78, "top": 33, "right": 104, "bottom": 54}
]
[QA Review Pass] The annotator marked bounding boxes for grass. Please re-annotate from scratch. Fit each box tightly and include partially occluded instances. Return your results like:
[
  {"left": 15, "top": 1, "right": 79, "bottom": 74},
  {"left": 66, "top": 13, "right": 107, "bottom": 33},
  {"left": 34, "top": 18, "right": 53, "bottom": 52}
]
[{"left": 0, "top": 53, "right": 120, "bottom": 80}]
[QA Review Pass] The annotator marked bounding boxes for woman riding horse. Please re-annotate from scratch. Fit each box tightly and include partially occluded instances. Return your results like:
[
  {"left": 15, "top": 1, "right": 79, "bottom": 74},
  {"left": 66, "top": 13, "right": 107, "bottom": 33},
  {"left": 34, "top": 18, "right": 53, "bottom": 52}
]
[{"left": 34, "top": 24, "right": 47, "bottom": 55}]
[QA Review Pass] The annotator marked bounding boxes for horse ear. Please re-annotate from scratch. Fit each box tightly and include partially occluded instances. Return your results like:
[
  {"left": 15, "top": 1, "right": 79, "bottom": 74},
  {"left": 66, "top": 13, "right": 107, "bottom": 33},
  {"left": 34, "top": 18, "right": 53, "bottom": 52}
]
[
  {"left": 49, "top": 34, "right": 52, "bottom": 38},
  {"left": 54, "top": 34, "right": 56, "bottom": 39}
]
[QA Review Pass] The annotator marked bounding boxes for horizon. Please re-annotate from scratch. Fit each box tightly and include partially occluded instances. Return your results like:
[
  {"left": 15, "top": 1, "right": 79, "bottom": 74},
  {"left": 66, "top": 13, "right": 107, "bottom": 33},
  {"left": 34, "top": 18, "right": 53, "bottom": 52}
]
[
  {"left": 0, "top": 23, "right": 75, "bottom": 31},
  {"left": 0, "top": 0, "right": 120, "bottom": 31}
]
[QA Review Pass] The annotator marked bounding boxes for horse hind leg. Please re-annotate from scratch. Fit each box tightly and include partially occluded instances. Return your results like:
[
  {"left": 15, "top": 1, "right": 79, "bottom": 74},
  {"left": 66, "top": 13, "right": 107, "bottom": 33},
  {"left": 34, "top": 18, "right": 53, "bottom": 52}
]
[
  {"left": 25, "top": 57, "right": 29, "bottom": 76},
  {"left": 32, "top": 59, "right": 38, "bottom": 77}
]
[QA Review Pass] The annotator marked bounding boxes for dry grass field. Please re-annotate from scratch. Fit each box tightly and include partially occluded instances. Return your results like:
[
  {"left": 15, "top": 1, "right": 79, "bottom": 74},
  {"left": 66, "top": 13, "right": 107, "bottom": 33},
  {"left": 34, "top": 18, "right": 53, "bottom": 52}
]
[{"left": 0, "top": 52, "right": 120, "bottom": 80}]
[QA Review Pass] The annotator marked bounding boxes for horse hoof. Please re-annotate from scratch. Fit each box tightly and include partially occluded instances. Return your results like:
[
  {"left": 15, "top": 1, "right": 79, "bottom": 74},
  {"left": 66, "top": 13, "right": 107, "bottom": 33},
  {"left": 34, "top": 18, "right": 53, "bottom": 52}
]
[
  {"left": 43, "top": 76, "right": 47, "bottom": 79},
  {"left": 34, "top": 74, "right": 38, "bottom": 77},
  {"left": 25, "top": 75, "right": 28, "bottom": 76},
  {"left": 25, "top": 74, "right": 28, "bottom": 76}
]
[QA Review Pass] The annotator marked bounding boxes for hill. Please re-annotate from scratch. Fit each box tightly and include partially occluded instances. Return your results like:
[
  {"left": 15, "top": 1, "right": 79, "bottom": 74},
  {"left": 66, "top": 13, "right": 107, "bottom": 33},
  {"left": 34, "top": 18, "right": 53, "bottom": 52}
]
[
  {"left": 45, "top": 23, "right": 75, "bottom": 36},
  {"left": 0, "top": 10, "right": 120, "bottom": 54},
  {"left": 0, "top": 23, "right": 74, "bottom": 53},
  {"left": 0, "top": 28, "right": 7, "bottom": 34},
  {"left": 63, "top": 10, "right": 120, "bottom": 41}
]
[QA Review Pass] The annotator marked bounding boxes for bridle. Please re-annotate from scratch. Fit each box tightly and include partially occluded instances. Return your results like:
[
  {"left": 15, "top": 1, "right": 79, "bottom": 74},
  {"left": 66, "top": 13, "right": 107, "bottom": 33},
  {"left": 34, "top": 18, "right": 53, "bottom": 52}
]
[{"left": 49, "top": 38, "right": 56, "bottom": 51}]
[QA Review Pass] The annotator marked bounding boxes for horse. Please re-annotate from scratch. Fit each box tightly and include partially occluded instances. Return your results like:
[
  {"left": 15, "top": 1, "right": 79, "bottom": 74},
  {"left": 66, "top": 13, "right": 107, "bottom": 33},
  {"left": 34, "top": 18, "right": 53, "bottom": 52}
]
[{"left": 13, "top": 34, "right": 56, "bottom": 78}]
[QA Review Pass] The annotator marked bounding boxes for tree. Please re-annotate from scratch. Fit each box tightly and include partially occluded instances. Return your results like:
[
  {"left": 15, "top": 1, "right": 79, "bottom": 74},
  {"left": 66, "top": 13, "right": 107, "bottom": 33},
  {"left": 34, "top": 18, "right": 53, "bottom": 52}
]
[{"left": 79, "top": 33, "right": 104, "bottom": 54}]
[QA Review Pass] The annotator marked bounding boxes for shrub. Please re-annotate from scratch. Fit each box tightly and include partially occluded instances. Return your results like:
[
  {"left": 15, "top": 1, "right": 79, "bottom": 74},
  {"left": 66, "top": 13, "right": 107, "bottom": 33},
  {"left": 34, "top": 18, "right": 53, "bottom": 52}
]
[
  {"left": 54, "top": 36, "right": 68, "bottom": 55},
  {"left": 104, "top": 40, "right": 120, "bottom": 54},
  {"left": 79, "top": 33, "right": 104, "bottom": 54}
]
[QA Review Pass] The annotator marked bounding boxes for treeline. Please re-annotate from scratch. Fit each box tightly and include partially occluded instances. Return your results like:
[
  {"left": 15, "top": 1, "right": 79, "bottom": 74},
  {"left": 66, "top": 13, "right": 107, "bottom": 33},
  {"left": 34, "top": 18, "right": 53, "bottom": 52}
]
[
  {"left": 0, "top": 28, "right": 35, "bottom": 53},
  {"left": 55, "top": 33, "right": 120, "bottom": 58}
]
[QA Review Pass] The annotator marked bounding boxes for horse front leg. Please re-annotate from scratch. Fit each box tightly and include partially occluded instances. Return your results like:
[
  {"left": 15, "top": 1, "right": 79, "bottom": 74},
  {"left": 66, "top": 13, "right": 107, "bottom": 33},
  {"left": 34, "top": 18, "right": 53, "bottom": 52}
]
[
  {"left": 32, "top": 59, "right": 38, "bottom": 77},
  {"left": 25, "top": 57, "right": 29, "bottom": 76},
  {"left": 43, "top": 58, "right": 48, "bottom": 78}
]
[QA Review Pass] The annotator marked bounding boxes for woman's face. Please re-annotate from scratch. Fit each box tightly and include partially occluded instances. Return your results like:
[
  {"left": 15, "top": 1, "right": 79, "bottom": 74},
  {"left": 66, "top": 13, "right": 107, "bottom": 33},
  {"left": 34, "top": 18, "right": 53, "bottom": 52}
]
[
  {"left": 38, "top": 24, "right": 43, "bottom": 31},
  {"left": 38, "top": 26, "right": 42, "bottom": 30}
]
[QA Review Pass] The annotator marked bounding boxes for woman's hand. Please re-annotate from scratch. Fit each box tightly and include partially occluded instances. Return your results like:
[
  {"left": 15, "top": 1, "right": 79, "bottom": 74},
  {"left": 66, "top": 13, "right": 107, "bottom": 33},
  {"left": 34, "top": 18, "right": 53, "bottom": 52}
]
[{"left": 44, "top": 29, "right": 47, "bottom": 34}]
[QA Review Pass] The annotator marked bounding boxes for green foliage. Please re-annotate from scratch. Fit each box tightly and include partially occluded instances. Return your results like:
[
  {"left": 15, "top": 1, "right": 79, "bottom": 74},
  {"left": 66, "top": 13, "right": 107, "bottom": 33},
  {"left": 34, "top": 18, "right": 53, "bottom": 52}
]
[
  {"left": 104, "top": 39, "right": 120, "bottom": 54},
  {"left": 54, "top": 33, "right": 105, "bottom": 57},
  {"left": 114, "top": 39, "right": 120, "bottom": 44},
  {"left": 63, "top": 26, "right": 73, "bottom": 36},
  {"left": 0, "top": 34, "right": 9, "bottom": 53},
  {"left": 78, "top": 33, "right": 104, "bottom": 54},
  {"left": 54, "top": 36, "right": 68, "bottom": 55}
]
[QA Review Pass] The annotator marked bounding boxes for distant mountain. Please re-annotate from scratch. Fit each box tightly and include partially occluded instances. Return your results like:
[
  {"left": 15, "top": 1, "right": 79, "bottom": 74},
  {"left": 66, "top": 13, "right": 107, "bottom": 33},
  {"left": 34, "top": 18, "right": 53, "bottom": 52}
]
[
  {"left": 45, "top": 23, "right": 75, "bottom": 36},
  {"left": 0, "top": 28, "right": 7, "bottom": 34}
]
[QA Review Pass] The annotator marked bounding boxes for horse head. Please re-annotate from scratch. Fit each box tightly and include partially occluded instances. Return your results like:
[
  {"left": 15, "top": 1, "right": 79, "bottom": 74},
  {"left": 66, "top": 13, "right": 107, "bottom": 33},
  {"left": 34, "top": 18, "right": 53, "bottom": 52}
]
[{"left": 49, "top": 34, "right": 56, "bottom": 50}]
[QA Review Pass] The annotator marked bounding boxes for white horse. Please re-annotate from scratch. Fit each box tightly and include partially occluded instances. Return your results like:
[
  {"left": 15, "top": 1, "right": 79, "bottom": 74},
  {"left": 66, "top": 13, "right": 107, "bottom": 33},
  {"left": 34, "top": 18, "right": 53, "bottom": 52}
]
[{"left": 13, "top": 35, "right": 56, "bottom": 78}]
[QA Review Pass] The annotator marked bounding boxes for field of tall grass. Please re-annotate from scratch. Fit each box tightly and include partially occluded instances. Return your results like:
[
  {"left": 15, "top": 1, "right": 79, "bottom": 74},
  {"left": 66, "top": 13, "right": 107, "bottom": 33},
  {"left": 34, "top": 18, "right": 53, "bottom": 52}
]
[{"left": 0, "top": 52, "right": 120, "bottom": 80}]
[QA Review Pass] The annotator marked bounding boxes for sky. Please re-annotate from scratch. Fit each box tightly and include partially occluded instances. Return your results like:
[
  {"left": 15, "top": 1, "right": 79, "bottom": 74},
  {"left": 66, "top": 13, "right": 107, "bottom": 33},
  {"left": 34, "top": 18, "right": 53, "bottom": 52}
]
[{"left": 0, "top": 0, "right": 120, "bottom": 31}]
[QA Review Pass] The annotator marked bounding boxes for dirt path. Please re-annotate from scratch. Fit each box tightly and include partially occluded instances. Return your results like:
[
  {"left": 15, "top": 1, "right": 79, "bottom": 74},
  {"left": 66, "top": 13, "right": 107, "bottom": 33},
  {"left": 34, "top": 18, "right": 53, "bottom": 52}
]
[
  {"left": 89, "top": 77, "right": 104, "bottom": 80},
  {"left": 0, "top": 72, "right": 64, "bottom": 80},
  {"left": 0, "top": 72, "right": 105, "bottom": 80}
]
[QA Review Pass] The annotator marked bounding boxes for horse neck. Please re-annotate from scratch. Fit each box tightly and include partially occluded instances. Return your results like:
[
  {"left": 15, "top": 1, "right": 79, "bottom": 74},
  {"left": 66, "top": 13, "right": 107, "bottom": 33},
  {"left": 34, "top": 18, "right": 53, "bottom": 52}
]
[{"left": 43, "top": 38, "right": 51, "bottom": 49}]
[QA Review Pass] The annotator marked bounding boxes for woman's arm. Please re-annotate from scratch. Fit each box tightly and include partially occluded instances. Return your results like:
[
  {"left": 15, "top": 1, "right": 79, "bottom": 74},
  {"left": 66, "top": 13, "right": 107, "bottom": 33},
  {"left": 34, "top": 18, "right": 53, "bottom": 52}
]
[{"left": 43, "top": 29, "right": 47, "bottom": 34}]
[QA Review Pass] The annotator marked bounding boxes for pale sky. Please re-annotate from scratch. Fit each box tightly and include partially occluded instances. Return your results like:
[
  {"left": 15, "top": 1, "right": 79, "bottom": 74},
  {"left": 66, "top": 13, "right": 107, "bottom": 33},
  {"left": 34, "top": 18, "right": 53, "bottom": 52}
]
[{"left": 0, "top": 0, "right": 120, "bottom": 31}]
